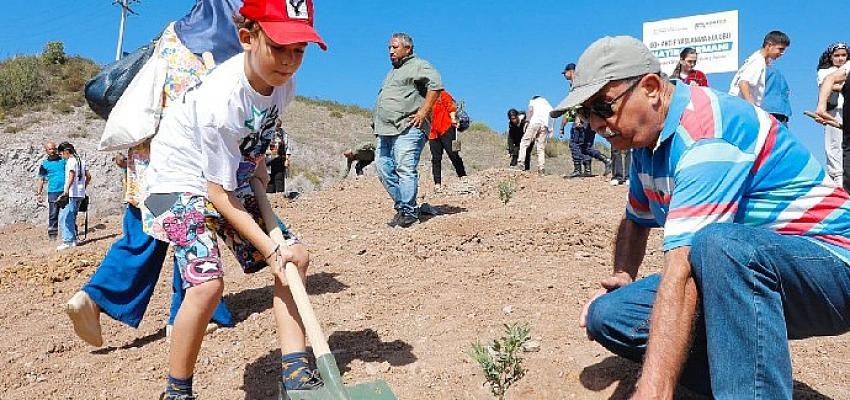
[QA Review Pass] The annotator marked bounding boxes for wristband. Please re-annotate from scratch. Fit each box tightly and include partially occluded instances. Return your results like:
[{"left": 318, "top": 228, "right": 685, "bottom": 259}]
[{"left": 264, "top": 243, "right": 280, "bottom": 260}]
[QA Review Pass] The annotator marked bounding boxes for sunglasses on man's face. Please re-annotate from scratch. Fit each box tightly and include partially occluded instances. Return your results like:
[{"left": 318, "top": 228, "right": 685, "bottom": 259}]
[{"left": 577, "top": 77, "right": 643, "bottom": 121}]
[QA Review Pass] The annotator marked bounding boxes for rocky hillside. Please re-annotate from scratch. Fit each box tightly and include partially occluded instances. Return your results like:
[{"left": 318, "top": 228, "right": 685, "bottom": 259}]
[{"left": 0, "top": 97, "right": 581, "bottom": 228}]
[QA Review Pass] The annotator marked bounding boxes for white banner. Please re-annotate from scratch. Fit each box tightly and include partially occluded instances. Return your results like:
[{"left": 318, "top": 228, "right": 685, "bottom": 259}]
[{"left": 643, "top": 10, "right": 739, "bottom": 75}]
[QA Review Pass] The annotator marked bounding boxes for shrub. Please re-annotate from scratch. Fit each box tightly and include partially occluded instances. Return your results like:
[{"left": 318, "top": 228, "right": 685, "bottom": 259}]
[
  {"left": 53, "top": 100, "right": 74, "bottom": 114},
  {"left": 0, "top": 56, "right": 49, "bottom": 109},
  {"left": 329, "top": 110, "right": 343, "bottom": 119},
  {"left": 470, "top": 323, "right": 532, "bottom": 399},
  {"left": 42, "top": 41, "right": 67, "bottom": 65}
]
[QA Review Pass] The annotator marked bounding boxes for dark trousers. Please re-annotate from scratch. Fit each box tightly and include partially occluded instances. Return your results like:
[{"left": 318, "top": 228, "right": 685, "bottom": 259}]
[
  {"left": 354, "top": 160, "right": 371, "bottom": 175},
  {"left": 47, "top": 191, "right": 61, "bottom": 238},
  {"left": 611, "top": 149, "right": 631, "bottom": 182},
  {"left": 266, "top": 169, "right": 286, "bottom": 193},
  {"left": 429, "top": 127, "right": 467, "bottom": 184},
  {"left": 582, "top": 130, "right": 606, "bottom": 161},
  {"left": 842, "top": 84, "right": 850, "bottom": 193},
  {"left": 509, "top": 141, "right": 533, "bottom": 170}
]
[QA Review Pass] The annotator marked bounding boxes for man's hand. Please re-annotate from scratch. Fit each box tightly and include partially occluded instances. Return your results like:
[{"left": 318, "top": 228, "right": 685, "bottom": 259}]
[
  {"left": 579, "top": 271, "right": 634, "bottom": 339},
  {"left": 408, "top": 111, "right": 428, "bottom": 128}
]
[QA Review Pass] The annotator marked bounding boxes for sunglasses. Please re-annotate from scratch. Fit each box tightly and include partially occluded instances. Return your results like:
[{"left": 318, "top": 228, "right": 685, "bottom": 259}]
[{"left": 577, "top": 76, "right": 643, "bottom": 121}]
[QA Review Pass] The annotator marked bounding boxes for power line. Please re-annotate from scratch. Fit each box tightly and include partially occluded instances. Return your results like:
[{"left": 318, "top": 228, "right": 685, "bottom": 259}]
[{"left": 113, "top": 0, "right": 140, "bottom": 61}]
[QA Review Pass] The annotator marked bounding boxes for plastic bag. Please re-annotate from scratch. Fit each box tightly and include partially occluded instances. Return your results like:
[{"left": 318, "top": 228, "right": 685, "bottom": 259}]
[{"left": 85, "top": 42, "right": 157, "bottom": 120}]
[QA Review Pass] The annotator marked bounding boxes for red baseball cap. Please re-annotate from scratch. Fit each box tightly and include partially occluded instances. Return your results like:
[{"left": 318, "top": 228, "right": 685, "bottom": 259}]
[{"left": 240, "top": 0, "right": 327, "bottom": 50}]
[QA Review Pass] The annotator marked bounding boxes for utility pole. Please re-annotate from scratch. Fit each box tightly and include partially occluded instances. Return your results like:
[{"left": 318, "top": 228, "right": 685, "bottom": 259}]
[{"left": 114, "top": 0, "right": 139, "bottom": 61}]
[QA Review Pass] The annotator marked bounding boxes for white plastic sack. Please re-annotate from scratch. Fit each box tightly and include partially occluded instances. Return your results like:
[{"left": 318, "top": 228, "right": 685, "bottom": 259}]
[{"left": 98, "top": 37, "right": 168, "bottom": 151}]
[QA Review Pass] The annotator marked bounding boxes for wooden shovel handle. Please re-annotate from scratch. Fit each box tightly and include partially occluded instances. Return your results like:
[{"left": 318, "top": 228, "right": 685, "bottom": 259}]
[
  {"left": 250, "top": 178, "right": 332, "bottom": 358},
  {"left": 804, "top": 110, "right": 843, "bottom": 129}
]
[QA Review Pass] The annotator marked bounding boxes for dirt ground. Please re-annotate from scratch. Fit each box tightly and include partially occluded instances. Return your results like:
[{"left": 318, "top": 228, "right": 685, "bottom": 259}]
[{"left": 1, "top": 169, "right": 848, "bottom": 400}]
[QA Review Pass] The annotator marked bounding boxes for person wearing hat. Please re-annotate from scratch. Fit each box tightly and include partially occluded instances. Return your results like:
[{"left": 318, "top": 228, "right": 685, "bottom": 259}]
[
  {"left": 558, "top": 63, "right": 577, "bottom": 136},
  {"left": 560, "top": 36, "right": 850, "bottom": 399},
  {"left": 140, "top": 0, "right": 327, "bottom": 397}
]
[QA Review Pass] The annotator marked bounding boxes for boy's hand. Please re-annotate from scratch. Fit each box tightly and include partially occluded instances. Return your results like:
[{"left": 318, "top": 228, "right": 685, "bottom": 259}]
[{"left": 270, "top": 243, "right": 310, "bottom": 283}]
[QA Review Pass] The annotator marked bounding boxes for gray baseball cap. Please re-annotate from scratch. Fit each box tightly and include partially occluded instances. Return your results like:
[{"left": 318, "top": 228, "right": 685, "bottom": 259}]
[{"left": 551, "top": 36, "right": 661, "bottom": 118}]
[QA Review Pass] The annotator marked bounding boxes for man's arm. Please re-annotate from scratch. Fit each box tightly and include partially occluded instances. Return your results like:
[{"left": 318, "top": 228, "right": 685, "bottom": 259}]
[
  {"left": 36, "top": 177, "right": 45, "bottom": 196},
  {"left": 737, "top": 80, "right": 754, "bottom": 104},
  {"left": 579, "top": 218, "right": 650, "bottom": 329},
  {"left": 409, "top": 89, "right": 442, "bottom": 128},
  {"left": 632, "top": 246, "right": 698, "bottom": 399}
]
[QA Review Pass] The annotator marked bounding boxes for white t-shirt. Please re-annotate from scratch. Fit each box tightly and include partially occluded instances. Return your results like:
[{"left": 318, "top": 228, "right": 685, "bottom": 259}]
[
  {"left": 65, "top": 156, "right": 87, "bottom": 198},
  {"left": 527, "top": 96, "right": 553, "bottom": 126},
  {"left": 818, "top": 65, "right": 848, "bottom": 112},
  {"left": 147, "top": 53, "right": 296, "bottom": 195},
  {"left": 729, "top": 50, "right": 767, "bottom": 106}
]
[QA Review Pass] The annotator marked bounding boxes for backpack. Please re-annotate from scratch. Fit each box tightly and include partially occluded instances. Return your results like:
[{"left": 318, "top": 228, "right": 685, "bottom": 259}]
[{"left": 456, "top": 100, "right": 471, "bottom": 132}]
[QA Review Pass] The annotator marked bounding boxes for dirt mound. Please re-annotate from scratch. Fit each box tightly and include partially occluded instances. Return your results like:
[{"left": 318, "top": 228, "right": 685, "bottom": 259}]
[{"left": 1, "top": 169, "right": 847, "bottom": 399}]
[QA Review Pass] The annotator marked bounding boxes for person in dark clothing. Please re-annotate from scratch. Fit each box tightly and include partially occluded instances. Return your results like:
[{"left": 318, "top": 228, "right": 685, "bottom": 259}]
[
  {"left": 506, "top": 108, "right": 532, "bottom": 169},
  {"left": 266, "top": 126, "right": 290, "bottom": 194},
  {"left": 344, "top": 143, "right": 376, "bottom": 177},
  {"left": 568, "top": 116, "right": 612, "bottom": 178}
]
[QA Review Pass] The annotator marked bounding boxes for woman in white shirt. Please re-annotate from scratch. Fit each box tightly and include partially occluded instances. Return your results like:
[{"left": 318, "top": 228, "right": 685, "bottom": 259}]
[{"left": 57, "top": 142, "right": 91, "bottom": 250}]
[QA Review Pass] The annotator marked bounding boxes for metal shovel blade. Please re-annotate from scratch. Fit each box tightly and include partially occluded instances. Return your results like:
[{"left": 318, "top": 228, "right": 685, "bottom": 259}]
[{"left": 283, "top": 354, "right": 397, "bottom": 400}]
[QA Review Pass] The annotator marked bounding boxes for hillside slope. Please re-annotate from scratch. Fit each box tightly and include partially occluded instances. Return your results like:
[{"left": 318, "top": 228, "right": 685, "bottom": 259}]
[{"left": 0, "top": 170, "right": 847, "bottom": 399}]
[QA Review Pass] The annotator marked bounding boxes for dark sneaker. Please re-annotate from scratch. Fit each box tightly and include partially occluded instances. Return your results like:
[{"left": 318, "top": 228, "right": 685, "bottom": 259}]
[
  {"left": 279, "top": 369, "right": 323, "bottom": 400},
  {"left": 386, "top": 211, "right": 402, "bottom": 227},
  {"left": 159, "top": 393, "right": 196, "bottom": 400},
  {"left": 397, "top": 213, "right": 419, "bottom": 228}
]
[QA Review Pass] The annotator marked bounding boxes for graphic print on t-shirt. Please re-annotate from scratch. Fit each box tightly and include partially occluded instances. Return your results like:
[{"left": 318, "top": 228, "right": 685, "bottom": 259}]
[{"left": 240, "top": 104, "right": 280, "bottom": 158}]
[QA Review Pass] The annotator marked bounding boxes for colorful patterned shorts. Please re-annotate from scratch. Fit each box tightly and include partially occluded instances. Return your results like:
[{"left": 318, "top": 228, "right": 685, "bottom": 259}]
[{"left": 141, "top": 161, "right": 297, "bottom": 288}]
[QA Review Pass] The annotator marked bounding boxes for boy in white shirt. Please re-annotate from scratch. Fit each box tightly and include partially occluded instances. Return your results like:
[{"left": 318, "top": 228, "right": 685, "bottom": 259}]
[
  {"left": 141, "top": 0, "right": 326, "bottom": 398},
  {"left": 729, "top": 31, "right": 791, "bottom": 107}
]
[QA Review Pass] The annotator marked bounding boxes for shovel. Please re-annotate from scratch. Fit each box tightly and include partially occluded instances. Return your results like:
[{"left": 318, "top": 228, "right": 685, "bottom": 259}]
[{"left": 250, "top": 179, "right": 398, "bottom": 400}]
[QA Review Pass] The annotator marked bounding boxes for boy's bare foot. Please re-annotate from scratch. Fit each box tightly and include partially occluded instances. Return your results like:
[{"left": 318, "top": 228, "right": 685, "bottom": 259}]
[{"left": 65, "top": 291, "right": 103, "bottom": 347}]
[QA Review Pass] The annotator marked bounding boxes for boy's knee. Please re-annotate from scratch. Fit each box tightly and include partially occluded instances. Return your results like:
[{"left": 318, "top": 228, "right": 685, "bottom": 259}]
[{"left": 186, "top": 279, "right": 224, "bottom": 303}]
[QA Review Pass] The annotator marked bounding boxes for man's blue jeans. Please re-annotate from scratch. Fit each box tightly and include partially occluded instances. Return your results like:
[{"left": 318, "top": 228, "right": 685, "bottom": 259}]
[
  {"left": 59, "top": 196, "right": 82, "bottom": 244},
  {"left": 83, "top": 205, "right": 233, "bottom": 328},
  {"left": 585, "top": 223, "right": 850, "bottom": 399},
  {"left": 376, "top": 126, "right": 427, "bottom": 216},
  {"left": 47, "top": 191, "right": 62, "bottom": 238}
]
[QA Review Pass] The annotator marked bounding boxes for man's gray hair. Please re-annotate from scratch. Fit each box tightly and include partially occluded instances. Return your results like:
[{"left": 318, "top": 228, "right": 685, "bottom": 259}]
[{"left": 392, "top": 32, "right": 413, "bottom": 49}]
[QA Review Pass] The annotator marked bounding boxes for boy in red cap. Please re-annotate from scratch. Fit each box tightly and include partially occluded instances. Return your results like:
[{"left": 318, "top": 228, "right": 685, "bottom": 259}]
[{"left": 140, "top": 1, "right": 326, "bottom": 398}]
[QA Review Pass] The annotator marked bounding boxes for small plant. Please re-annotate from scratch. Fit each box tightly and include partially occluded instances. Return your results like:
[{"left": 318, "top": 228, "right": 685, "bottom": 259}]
[
  {"left": 469, "top": 323, "right": 532, "bottom": 399},
  {"left": 497, "top": 178, "right": 516, "bottom": 205},
  {"left": 329, "top": 110, "right": 343, "bottom": 119}
]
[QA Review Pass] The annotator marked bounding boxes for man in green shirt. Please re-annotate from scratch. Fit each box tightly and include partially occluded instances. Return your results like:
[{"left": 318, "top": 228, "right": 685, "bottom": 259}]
[{"left": 373, "top": 32, "right": 443, "bottom": 228}]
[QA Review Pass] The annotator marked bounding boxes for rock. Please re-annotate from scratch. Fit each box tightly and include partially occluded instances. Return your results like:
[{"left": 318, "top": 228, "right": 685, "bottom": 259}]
[
  {"left": 522, "top": 340, "right": 541, "bottom": 352},
  {"left": 502, "top": 305, "right": 513, "bottom": 315}
]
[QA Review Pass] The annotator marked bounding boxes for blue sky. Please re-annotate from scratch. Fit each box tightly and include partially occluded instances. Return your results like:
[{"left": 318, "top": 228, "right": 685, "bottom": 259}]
[{"left": 1, "top": 1, "right": 847, "bottom": 162}]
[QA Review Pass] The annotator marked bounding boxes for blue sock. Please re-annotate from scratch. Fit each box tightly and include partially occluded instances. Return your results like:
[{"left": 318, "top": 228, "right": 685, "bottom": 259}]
[
  {"left": 281, "top": 351, "right": 322, "bottom": 390},
  {"left": 165, "top": 374, "right": 193, "bottom": 396}
]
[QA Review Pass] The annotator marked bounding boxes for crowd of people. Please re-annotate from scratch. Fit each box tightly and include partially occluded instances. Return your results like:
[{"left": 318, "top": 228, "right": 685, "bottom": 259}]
[{"left": 25, "top": 0, "right": 848, "bottom": 398}]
